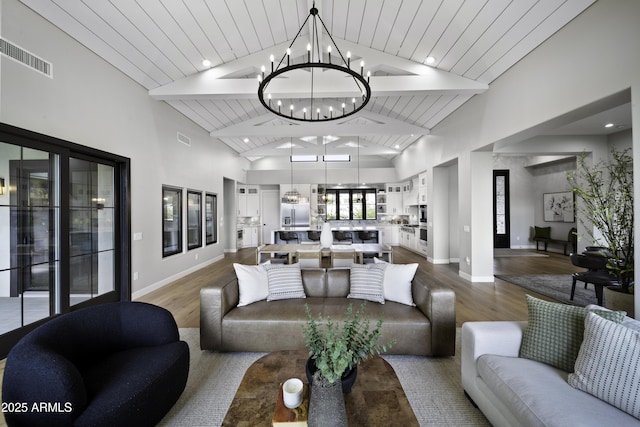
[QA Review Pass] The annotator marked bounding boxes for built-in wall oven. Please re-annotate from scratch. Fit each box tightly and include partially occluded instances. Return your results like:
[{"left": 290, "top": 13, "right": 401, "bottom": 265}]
[
  {"left": 419, "top": 205, "right": 427, "bottom": 223},
  {"left": 419, "top": 226, "right": 428, "bottom": 244}
]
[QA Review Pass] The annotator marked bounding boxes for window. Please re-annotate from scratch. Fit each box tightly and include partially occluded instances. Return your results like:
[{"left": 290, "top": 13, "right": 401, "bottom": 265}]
[
  {"left": 187, "top": 190, "right": 202, "bottom": 250},
  {"left": 162, "top": 186, "right": 182, "bottom": 257},
  {"left": 325, "top": 189, "right": 377, "bottom": 220},
  {"left": 205, "top": 193, "right": 217, "bottom": 245}
]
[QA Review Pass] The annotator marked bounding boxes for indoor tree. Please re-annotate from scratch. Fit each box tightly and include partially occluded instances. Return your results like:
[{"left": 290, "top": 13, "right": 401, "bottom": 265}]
[{"left": 567, "top": 147, "right": 634, "bottom": 292}]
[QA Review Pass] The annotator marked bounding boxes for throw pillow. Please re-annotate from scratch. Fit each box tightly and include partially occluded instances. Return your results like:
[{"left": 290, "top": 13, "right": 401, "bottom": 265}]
[
  {"left": 568, "top": 313, "right": 640, "bottom": 419},
  {"left": 534, "top": 226, "right": 551, "bottom": 239},
  {"left": 374, "top": 257, "right": 418, "bottom": 306},
  {"left": 233, "top": 263, "right": 269, "bottom": 307},
  {"left": 348, "top": 263, "right": 386, "bottom": 304},
  {"left": 519, "top": 295, "right": 626, "bottom": 372},
  {"left": 264, "top": 263, "right": 306, "bottom": 301}
]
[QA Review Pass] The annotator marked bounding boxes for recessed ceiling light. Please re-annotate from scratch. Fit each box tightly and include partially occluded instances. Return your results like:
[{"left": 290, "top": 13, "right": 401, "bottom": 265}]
[
  {"left": 425, "top": 56, "right": 436, "bottom": 65},
  {"left": 202, "top": 59, "right": 211, "bottom": 67},
  {"left": 243, "top": 138, "right": 249, "bottom": 143},
  {"left": 395, "top": 144, "right": 400, "bottom": 149},
  {"left": 604, "top": 123, "right": 614, "bottom": 128}
]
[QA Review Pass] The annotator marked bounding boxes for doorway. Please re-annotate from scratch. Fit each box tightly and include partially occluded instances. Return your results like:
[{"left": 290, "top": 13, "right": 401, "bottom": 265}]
[
  {"left": 261, "top": 190, "right": 280, "bottom": 244},
  {"left": 493, "top": 170, "right": 510, "bottom": 248}
]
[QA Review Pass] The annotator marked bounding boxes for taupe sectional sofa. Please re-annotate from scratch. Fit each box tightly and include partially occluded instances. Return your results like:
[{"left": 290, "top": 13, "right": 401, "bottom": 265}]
[{"left": 200, "top": 267, "right": 456, "bottom": 356}]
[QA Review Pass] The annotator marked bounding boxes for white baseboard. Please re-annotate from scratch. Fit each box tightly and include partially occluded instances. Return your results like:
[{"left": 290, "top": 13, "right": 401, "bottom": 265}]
[
  {"left": 132, "top": 254, "right": 224, "bottom": 300},
  {"left": 459, "top": 270, "right": 495, "bottom": 282},
  {"left": 224, "top": 248, "right": 238, "bottom": 253},
  {"left": 428, "top": 257, "right": 451, "bottom": 264}
]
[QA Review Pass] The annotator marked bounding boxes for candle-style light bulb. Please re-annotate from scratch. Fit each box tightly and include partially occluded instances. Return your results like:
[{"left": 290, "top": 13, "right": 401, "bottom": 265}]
[
  {"left": 303, "top": 107, "right": 307, "bottom": 120},
  {"left": 290, "top": 104, "right": 294, "bottom": 117},
  {"left": 267, "top": 93, "right": 272, "bottom": 107},
  {"left": 327, "top": 45, "right": 332, "bottom": 63},
  {"left": 329, "top": 106, "right": 333, "bottom": 118},
  {"left": 352, "top": 97, "right": 356, "bottom": 111},
  {"left": 286, "top": 48, "right": 291, "bottom": 66},
  {"left": 277, "top": 99, "right": 282, "bottom": 113},
  {"left": 261, "top": 65, "right": 265, "bottom": 79},
  {"left": 257, "top": 74, "right": 262, "bottom": 83},
  {"left": 342, "top": 102, "right": 346, "bottom": 115},
  {"left": 367, "top": 70, "right": 371, "bottom": 83},
  {"left": 307, "top": 43, "right": 311, "bottom": 62},
  {"left": 270, "top": 54, "right": 274, "bottom": 72},
  {"left": 360, "top": 61, "right": 364, "bottom": 76},
  {"left": 317, "top": 108, "right": 320, "bottom": 120},
  {"left": 347, "top": 51, "right": 351, "bottom": 68}
]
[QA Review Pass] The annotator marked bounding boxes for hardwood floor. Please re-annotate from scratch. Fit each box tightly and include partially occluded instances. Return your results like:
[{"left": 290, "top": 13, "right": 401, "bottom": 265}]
[
  {"left": 136, "top": 246, "right": 582, "bottom": 328},
  {"left": 0, "top": 247, "right": 579, "bottom": 427}
]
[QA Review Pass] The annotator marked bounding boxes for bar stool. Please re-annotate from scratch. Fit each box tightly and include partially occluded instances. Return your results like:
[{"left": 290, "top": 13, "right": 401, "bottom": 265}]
[
  {"left": 278, "top": 231, "right": 299, "bottom": 244},
  {"left": 333, "top": 231, "right": 353, "bottom": 244},
  {"left": 307, "top": 230, "right": 321, "bottom": 242}
]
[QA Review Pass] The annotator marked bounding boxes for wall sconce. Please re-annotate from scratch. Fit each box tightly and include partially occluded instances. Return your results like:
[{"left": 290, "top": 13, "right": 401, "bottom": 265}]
[{"left": 0, "top": 177, "right": 5, "bottom": 195}]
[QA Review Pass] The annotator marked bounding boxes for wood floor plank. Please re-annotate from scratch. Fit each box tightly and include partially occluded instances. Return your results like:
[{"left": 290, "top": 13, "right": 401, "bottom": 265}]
[{"left": 136, "top": 247, "right": 581, "bottom": 328}]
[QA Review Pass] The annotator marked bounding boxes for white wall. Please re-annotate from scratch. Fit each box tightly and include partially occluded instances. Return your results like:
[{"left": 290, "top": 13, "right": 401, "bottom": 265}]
[
  {"left": 393, "top": 0, "right": 640, "bottom": 290},
  {"left": 0, "top": 0, "right": 249, "bottom": 296}
]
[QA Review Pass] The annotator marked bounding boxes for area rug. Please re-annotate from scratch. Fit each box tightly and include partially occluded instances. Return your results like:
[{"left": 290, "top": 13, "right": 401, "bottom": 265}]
[
  {"left": 159, "top": 329, "right": 490, "bottom": 426},
  {"left": 494, "top": 248, "right": 549, "bottom": 257},
  {"left": 495, "top": 274, "right": 597, "bottom": 307}
]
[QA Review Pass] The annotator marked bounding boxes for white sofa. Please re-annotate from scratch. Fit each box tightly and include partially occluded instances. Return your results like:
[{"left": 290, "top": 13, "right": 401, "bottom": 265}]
[{"left": 461, "top": 311, "right": 640, "bottom": 427}]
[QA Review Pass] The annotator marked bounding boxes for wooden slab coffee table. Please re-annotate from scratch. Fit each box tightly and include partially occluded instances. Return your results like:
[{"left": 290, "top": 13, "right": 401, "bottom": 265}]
[{"left": 222, "top": 350, "right": 418, "bottom": 426}]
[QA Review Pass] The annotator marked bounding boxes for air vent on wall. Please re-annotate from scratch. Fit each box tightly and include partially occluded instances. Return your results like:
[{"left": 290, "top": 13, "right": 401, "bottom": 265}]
[
  {"left": 177, "top": 132, "right": 191, "bottom": 147},
  {"left": 0, "top": 39, "right": 52, "bottom": 78}
]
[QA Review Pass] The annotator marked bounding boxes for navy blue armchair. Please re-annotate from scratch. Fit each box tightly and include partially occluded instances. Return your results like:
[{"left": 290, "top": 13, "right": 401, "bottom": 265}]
[{"left": 2, "top": 301, "right": 189, "bottom": 427}]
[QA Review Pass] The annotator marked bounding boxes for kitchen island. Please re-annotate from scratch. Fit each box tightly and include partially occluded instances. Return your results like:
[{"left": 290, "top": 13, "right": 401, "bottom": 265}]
[{"left": 272, "top": 225, "right": 381, "bottom": 245}]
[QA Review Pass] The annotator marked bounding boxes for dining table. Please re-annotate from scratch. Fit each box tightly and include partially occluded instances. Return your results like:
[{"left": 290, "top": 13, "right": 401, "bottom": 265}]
[{"left": 256, "top": 243, "right": 393, "bottom": 265}]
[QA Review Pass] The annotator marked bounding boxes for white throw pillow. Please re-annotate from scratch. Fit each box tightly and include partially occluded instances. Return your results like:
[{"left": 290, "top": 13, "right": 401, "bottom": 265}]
[
  {"left": 374, "top": 258, "right": 418, "bottom": 306},
  {"left": 233, "top": 263, "right": 269, "bottom": 307},
  {"left": 348, "top": 263, "right": 386, "bottom": 304},
  {"left": 568, "top": 312, "right": 640, "bottom": 419},
  {"left": 264, "top": 263, "right": 306, "bottom": 301}
]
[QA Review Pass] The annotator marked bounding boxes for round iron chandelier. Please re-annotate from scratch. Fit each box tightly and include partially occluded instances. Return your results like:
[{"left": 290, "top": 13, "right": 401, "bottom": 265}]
[{"left": 257, "top": 3, "right": 372, "bottom": 122}]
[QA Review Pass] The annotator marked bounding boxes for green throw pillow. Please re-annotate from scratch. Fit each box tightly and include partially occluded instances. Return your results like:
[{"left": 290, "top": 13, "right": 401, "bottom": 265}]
[
  {"left": 519, "top": 295, "right": 626, "bottom": 372},
  {"left": 534, "top": 226, "right": 551, "bottom": 239}
]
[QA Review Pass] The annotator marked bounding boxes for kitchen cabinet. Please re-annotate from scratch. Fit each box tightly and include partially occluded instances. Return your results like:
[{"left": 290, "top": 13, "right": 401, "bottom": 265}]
[
  {"left": 379, "top": 225, "right": 399, "bottom": 246},
  {"left": 242, "top": 226, "right": 260, "bottom": 247},
  {"left": 418, "top": 171, "right": 427, "bottom": 204},
  {"left": 238, "top": 185, "right": 260, "bottom": 217},
  {"left": 385, "top": 184, "right": 403, "bottom": 214}
]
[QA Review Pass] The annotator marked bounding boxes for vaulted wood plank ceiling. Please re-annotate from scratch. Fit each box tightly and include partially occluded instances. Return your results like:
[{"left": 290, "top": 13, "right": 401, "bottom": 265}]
[{"left": 20, "top": 0, "right": 596, "bottom": 159}]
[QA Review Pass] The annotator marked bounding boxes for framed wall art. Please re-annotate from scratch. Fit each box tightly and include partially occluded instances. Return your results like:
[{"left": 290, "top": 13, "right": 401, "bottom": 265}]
[{"left": 543, "top": 191, "right": 574, "bottom": 222}]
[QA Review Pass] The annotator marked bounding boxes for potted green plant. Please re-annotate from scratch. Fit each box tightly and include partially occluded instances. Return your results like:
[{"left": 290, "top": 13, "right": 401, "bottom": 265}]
[
  {"left": 302, "top": 302, "right": 395, "bottom": 389},
  {"left": 567, "top": 147, "right": 634, "bottom": 315},
  {"left": 302, "top": 302, "right": 395, "bottom": 427}
]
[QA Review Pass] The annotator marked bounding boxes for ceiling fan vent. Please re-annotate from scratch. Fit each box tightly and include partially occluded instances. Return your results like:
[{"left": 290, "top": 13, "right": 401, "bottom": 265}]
[
  {"left": 177, "top": 132, "right": 191, "bottom": 147},
  {"left": 0, "top": 39, "right": 52, "bottom": 78}
]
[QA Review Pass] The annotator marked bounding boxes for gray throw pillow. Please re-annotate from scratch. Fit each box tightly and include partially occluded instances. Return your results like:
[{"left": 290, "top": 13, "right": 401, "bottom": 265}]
[{"left": 519, "top": 295, "right": 625, "bottom": 372}]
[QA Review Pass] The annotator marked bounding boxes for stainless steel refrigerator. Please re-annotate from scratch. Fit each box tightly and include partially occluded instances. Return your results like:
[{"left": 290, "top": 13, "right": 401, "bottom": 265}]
[{"left": 281, "top": 203, "right": 310, "bottom": 227}]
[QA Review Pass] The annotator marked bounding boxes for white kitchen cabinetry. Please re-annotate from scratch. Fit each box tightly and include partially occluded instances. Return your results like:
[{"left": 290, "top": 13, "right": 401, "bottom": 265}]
[
  {"left": 385, "top": 184, "right": 403, "bottom": 215},
  {"left": 418, "top": 171, "right": 427, "bottom": 204},
  {"left": 238, "top": 185, "right": 260, "bottom": 217},
  {"left": 242, "top": 226, "right": 260, "bottom": 247},
  {"left": 379, "top": 225, "right": 399, "bottom": 246}
]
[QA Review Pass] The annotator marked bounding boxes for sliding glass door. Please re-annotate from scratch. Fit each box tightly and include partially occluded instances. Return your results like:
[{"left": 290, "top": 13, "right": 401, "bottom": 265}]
[
  {"left": 0, "top": 124, "right": 130, "bottom": 357},
  {"left": 1, "top": 144, "right": 58, "bottom": 335}
]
